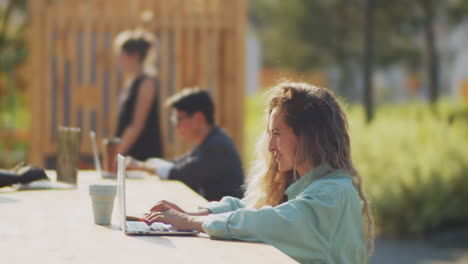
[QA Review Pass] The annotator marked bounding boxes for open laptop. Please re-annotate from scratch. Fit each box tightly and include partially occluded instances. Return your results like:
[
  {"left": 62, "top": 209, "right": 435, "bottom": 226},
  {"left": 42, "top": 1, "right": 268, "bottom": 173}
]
[
  {"left": 117, "top": 154, "right": 198, "bottom": 236},
  {"left": 90, "top": 131, "right": 145, "bottom": 179}
]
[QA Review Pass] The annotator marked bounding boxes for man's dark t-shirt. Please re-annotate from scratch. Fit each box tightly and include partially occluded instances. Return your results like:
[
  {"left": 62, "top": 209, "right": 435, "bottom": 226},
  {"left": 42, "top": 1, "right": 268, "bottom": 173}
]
[{"left": 169, "top": 127, "right": 244, "bottom": 201}]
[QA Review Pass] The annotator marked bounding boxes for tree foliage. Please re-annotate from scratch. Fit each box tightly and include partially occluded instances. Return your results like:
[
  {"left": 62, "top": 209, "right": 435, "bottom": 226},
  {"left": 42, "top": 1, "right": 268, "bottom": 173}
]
[
  {"left": 0, "top": 0, "right": 28, "bottom": 71},
  {"left": 251, "top": 0, "right": 468, "bottom": 103}
]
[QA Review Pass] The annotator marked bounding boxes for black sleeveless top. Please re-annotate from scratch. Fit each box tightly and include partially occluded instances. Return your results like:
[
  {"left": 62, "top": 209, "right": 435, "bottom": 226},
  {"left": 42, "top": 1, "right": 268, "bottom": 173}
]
[{"left": 115, "top": 75, "right": 162, "bottom": 160}]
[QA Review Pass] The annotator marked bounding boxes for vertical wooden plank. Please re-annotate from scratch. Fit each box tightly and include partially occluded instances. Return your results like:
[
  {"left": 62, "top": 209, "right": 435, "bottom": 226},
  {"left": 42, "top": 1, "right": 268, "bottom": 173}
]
[
  {"left": 81, "top": 11, "right": 90, "bottom": 145},
  {"left": 222, "top": 0, "right": 232, "bottom": 137},
  {"left": 193, "top": 27, "right": 200, "bottom": 87},
  {"left": 101, "top": 8, "right": 114, "bottom": 144},
  {"left": 199, "top": 11, "right": 208, "bottom": 91},
  {"left": 28, "top": 0, "right": 47, "bottom": 166},
  {"left": 132, "top": 0, "right": 141, "bottom": 19},
  {"left": 56, "top": 3, "right": 65, "bottom": 135},
  {"left": 211, "top": 0, "right": 220, "bottom": 124},
  {"left": 69, "top": 3, "right": 78, "bottom": 130},
  {"left": 82, "top": 4, "right": 91, "bottom": 85},
  {"left": 234, "top": 0, "right": 247, "bottom": 156},
  {"left": 95, "top": 14, "right": 105, "bottom": 148},
  {"left": 63, "top": 9, "right": 73, "bottom": 130},
  {"left": 215, "top": 26, "right": 226, "bottom": 132},
  {"left": 226, "top": 9, "right": 236, "bottom": 149},
  {"left": 44, "top": 3, "right": 55, "bottom": 156},
  {"left": 100, "top": 14, "right": 110, "bottom": 142},
  {"left": 43, "top": 4, "right": 53, "bottom": 152},
  {"left": 107, "top": 2, "right": 117, "bottom": 140},
  {"left": 158, "top": 0, "right": 172, "bottom": 158},
  {"left": 181, "top": 1, "right": 194, "bottom": 153},
  {"left": 108, "top": 17, "right": 117, "bottom": 138},
  {"left": 222, "top": 30, "right": 232, "bottom": 134},
  {"left": 186, "top": 15, "right": 194, "bottom": 87},
  {"left": 226, "top": 0, "right": 239, "bottom": 146},
  {"left": 173, "top": 0, "right": 185, "bottom": 155},
  {"left": 75, "top": 4, "right": 85, "bottom": 140}
]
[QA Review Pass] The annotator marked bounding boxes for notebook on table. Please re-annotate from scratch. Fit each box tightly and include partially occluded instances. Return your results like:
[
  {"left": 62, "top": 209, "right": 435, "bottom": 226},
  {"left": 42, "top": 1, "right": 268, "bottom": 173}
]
[
  {"left": 117, "top": 154, "right": 198, "bottom": 236},
  {"left": 17, "top": 180, "right": 75, "bottom": 190},
  {"left": 14, "top": 164, "right": 75, "bottom": 191}
]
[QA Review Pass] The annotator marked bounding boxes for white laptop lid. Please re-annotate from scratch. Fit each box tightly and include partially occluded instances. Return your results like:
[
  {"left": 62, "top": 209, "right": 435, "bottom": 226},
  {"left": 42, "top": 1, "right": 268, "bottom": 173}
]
[
  {"left": 117, "top": 154, "right": 127, "bottom": 233},
  {"left": 89, "top": 131, "right": 102, "bottom": 177},
  {"left": 116, "top": 153, "right": 198, "bottom": 236}
]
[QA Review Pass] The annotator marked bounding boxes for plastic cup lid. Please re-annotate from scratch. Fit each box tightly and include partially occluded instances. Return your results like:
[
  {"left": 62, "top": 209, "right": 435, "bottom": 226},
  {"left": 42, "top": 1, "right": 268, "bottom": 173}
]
[{"left": 89, "top": 184, "right": 117, "bottom": 195}]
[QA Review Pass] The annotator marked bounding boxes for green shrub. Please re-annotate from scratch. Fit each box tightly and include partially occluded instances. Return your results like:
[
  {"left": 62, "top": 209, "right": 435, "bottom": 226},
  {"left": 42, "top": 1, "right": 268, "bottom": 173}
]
[
  {"left": 244, "top": 93, "right": 468, "bottom": 238},
  {"left": 244, "top": 92, "right": 267, "bottom": 167},
  {"left": 350, "top": 102, "right": 468, "bottom": 237},
  {"left": 0, "top": 91, "right": 30, "bottom": 167}
]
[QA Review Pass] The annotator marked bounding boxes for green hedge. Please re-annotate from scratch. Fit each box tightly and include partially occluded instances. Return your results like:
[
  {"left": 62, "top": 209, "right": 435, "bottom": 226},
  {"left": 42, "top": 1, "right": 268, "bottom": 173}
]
[
  {"left": 244, "top": 93, "right": 468, "bottom": 238},
  {"left": 0, "top": 91, "right": 30, "bottom": 168},
  {"left": 350, "top": 102, "right": 468, "bottom": 237}
]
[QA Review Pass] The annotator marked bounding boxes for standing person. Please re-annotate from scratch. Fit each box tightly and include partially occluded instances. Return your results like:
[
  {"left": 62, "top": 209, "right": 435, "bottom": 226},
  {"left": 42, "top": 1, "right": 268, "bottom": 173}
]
[
  {"left": 127, "top": 88, "right": 244, "bottom": 201},
  {"left": 113, "top": 29, "right": 162, "bottom": 161},
  {"left": 144, "top": 82, "right": 374, "bottom": 264}
]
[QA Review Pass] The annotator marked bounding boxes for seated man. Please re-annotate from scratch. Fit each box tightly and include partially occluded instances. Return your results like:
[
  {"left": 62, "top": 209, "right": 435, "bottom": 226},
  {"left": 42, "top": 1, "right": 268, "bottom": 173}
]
[{"left": 127, "top": 88, "right": 244, "bottom": 200}]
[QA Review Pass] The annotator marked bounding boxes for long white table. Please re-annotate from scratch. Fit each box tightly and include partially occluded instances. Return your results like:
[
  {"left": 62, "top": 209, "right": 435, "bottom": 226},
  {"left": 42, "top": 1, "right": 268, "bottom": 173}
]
[{"left": 0, "top": 171, "right": 297, "bottom": 264}]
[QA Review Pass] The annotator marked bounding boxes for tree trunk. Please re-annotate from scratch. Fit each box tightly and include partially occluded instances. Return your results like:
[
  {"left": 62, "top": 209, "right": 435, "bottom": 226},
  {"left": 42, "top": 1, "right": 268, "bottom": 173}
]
[
  {"left": 363, "top": 0, "right": 374, "bottom": 123},
  {"left": 422, "top": 1, "right": 439, "bottom": 104},
  {"left": 336, "top": 56, "right": 349, "bottom": 98}
]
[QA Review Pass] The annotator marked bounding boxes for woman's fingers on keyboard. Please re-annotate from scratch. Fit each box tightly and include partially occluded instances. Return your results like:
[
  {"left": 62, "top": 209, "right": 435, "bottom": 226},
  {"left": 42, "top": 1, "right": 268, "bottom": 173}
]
[
  {"left": 148, "top": 209, "right": 194, "bottom": 230},
  {"left": 149, "top": 200, "right": 185, "bottom": 213},
  {"left": 149, "top": 200, "right": 171, "bottom": 212},
  {"left": 145, "top": 211, "right": 166, "bottom": 224}
]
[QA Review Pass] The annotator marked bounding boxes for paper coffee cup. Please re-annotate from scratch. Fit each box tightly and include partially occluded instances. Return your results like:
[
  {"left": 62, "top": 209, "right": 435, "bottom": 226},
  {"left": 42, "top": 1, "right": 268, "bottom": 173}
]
[
  {"left": 102, "top": 138, "right": 120, "bottom": 174},
  {"left": 89, "top": 184, "right": 117, "bottom": 225}
]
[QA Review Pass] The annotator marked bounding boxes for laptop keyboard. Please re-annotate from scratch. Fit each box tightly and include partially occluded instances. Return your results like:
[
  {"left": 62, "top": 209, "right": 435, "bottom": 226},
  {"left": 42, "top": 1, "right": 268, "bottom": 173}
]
[{"left": 126, "top": 221, "right": 174, "bottom": 232}]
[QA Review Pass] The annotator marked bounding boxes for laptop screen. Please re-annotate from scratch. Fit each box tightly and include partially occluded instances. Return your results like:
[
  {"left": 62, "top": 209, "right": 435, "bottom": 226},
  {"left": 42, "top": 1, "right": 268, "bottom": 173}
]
[
  {"left": 115, "top": 154, "right": 198, "bottom": 236},
  {"left": 89, "top": 131, "right": 102, "bottom": 176},
  {"left": 117, "top": 154, "right": 126, "bottom": 232}
]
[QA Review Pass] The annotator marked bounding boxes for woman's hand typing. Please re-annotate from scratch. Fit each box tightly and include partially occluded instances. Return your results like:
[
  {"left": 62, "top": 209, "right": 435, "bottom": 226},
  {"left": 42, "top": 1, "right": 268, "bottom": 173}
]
[
  {"left": 145, "top": 200, "right": 209, "bottom": 232},
  {"left": 149, "top": 200, "right": 211, "bottom": 216}
]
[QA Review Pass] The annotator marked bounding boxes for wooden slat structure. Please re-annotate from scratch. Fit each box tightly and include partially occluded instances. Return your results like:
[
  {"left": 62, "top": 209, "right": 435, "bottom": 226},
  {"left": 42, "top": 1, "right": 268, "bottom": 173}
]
[{"left": 28, "top": 0, "right": 246, "bottom": 167}]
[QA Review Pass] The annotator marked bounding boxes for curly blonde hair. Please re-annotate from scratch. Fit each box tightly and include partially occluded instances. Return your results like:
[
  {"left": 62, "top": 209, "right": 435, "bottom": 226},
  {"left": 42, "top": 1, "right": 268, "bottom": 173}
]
[{"left": 243, "top": 81, "right": 374, "bottom": 255}]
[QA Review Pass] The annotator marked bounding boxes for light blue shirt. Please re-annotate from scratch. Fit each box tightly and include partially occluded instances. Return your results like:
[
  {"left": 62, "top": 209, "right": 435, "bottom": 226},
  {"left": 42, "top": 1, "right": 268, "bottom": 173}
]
[{"left": 201, "top": 164, "right": 367, "bottom": 264}]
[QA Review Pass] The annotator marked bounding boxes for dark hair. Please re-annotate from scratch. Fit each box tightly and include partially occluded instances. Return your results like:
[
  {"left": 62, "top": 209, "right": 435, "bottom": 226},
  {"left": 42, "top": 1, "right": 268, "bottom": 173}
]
[
  {"left": 121, "top": 39, "right": 151, "bottom": 61},
  {"left": 166, "top": 88, "right": 215, "bottom": 125},
  {"left": 114, "top": 30, "right": 156, "bottom": 63}
]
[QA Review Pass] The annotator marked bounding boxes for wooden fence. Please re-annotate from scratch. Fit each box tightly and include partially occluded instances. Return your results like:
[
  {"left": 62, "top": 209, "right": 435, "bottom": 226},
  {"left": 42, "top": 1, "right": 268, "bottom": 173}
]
[{"left": 27, "top": 0, "right": 246, "bottom": 167}]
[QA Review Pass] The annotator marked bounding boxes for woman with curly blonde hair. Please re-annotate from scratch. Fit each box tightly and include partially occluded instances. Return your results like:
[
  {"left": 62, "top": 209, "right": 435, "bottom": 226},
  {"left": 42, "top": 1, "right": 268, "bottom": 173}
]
[{"left": 145, "top": 81, "right": 374, "bottom": 264}]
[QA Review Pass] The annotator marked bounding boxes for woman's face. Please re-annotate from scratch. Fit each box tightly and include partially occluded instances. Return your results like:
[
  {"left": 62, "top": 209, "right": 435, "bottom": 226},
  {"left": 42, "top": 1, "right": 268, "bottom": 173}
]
[
  {"left": 118, "top": 50, "right": 139, "bottom": 73},
  {"left": 268, "top": 108, "right": 299, "bottom": 173}
]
